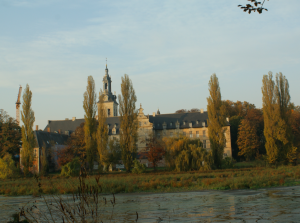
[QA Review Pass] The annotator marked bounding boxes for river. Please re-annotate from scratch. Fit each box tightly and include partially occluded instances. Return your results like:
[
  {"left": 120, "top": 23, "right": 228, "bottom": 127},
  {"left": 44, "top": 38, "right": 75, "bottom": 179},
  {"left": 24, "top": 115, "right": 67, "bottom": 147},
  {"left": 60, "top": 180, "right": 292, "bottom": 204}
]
[{"left": 1, "top": 186, "right": 300, "bottom": 222}]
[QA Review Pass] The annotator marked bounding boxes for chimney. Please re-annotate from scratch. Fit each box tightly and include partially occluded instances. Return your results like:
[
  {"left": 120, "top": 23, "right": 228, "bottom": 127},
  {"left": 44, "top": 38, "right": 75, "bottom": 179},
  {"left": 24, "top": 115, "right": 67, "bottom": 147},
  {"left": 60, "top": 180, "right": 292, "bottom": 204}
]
[
  {"left": 36, "top": 125, "right": 38, "bottom": 131},
  {"left": 153, "top": 112, "right": 156, "bottom": 117},
  {"left": 65, "top": 118, "right": 69, "bottom": 120},
  {"left": 72, "top": 117, "right": 76, "bottom": 121},
  {"left": 58, "top": 129, "right": 61, "bottom": 134},
  {"left": 47, "top": 127, "right": 50, "bottom": 133},
  {"left": 200, "top": 109, "right": 204, "bottom": 113}
]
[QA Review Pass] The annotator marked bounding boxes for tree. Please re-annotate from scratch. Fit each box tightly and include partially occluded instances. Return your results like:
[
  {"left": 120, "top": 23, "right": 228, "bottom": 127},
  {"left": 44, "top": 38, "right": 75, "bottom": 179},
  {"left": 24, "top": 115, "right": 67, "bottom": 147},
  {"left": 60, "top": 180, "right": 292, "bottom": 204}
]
[
  {"left": 83, "top": 76, "right": 97, "bottom": 172},
  {"left": 118, "top": 74, "right": 138, "bottom": 172},
  {"left": 262, "top": 72, "right": 295, "bottom": 164},
  {"left": 40, "top": 143, "right": 49, "bottom": 176},
  {"left": 0, "top": 153, "right": 18, "bottom": 179},
  {"left": 175, "top": 108, "right": 200, "bottom": 113},
  {"left": 237, "top": 119, "right": 260, "bottom": 161},
  {"left": 20, "top": 84, "right": 35, "bottom": 176},
  {"left": 144, "top": 135, "right": 165, "bottom": 171},
  {"left": 229, "top": 115, "right": 243, "bottom": 161},
  {"left": 207, "top": 74, "right": 226, "bottom": 169},
  {"left": 56, "top": 123, "right": 85, "bottom": 167},
  {"left": 238, "top": 0, "right": 268, "bottom": 14},
  {"left": 245, "top": 108, "right": 265, "bottom": 156},
  {"left": 163, "top": 137, "right": 212, "bottom": 171},
  {"left": 105, "top": 138, "right": 122, "bottom": 171},
  {"left": 0, "top": 109, "right": 21, "bottom": 159},
  {"left": 223, "top": 100, "right": 256, "bottom": 118},
  {"left": 96, "top": 90, "right": 108, "bottom": 170}
]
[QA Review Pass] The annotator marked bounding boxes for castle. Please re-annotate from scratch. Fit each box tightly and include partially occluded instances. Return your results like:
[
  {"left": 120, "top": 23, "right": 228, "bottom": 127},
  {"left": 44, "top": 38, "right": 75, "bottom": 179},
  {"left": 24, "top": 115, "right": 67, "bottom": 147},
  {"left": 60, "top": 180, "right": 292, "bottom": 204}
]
[
  {"left": 21, "top": 64, "right": 232, "bottom": 173},
  {"left": 44, "top": 65, "right": 232, "bottom": 157}
]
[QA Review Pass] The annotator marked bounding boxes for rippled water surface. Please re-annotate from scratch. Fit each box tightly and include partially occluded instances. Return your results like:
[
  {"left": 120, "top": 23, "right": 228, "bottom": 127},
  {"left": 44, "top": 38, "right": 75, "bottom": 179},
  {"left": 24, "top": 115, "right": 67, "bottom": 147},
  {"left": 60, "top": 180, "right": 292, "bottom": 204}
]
[{"left": 1, "top": 186, "right": 300, "bottom": 222}]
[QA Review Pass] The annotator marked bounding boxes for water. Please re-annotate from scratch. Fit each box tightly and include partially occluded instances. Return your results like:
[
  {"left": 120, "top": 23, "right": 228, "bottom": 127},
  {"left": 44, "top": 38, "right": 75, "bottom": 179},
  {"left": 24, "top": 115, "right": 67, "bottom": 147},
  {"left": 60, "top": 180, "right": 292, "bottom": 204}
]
[{"left": 1, "top": 186, "right": 300, "bottom": 222}]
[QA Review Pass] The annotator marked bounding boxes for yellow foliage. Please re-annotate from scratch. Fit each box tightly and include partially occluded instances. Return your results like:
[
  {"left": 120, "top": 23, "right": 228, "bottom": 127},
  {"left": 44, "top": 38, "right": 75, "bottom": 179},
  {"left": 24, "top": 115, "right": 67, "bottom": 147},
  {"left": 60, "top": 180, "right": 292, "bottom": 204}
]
[{"left": 0, "top": 153, "right": 17, "bottom": 179}]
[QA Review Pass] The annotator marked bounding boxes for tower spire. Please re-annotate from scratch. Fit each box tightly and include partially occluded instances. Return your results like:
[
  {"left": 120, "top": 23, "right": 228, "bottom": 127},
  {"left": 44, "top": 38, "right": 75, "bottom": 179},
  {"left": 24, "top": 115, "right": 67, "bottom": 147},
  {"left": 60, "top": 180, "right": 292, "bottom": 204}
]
[{"left": 106, "top": 58, "right": 107, "bottom": 69}]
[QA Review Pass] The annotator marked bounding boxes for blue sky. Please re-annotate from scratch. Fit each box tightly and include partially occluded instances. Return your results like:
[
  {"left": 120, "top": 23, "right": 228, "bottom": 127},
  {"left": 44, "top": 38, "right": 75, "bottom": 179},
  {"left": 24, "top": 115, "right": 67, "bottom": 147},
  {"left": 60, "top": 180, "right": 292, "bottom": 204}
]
[{"left": 1, "top": 0, "right": 300, "bottom": 129}]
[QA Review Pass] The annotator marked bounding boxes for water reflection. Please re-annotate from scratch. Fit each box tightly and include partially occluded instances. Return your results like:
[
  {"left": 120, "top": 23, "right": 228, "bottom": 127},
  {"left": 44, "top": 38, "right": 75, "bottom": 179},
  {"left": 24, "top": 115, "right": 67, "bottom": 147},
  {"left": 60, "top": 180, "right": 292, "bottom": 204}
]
[{"left": 1, "top": 186, "right": 300, "bottom": 222}]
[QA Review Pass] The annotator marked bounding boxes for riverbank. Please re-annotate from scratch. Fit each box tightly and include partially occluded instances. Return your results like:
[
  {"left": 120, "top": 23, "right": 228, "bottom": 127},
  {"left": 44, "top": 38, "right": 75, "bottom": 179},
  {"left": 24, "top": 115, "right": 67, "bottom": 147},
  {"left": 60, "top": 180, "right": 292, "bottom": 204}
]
[{"left": 1, "top": 165, "right": 300, "bottom": 196}]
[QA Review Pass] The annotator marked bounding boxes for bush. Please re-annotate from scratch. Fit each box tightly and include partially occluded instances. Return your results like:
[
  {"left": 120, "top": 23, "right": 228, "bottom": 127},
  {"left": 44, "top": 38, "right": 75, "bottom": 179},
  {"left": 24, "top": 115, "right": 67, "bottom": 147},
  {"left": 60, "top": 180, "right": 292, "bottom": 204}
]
[
  {"left": 60, "top": 157, "right": 80, "bottom": 177},
  {"left": 221, "top": 157, "right": 234, "bottom": 169},
  {"left": 132, "top": 159, "right": 146, "bottom": 174},
  {"left": 0, "top": 153, "right": 18, "bottom": 179}
]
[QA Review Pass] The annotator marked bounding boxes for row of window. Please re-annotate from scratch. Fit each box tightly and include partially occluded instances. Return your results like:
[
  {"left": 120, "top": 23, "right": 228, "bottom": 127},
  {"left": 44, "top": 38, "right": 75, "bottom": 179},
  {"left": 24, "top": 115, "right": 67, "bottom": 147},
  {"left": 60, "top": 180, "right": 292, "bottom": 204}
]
[
  {"left": 157, "top": 130, "right": 206, "bottom": 138},
  {"left": 155, "top": 121, "right": 206, "bottom": 129}
]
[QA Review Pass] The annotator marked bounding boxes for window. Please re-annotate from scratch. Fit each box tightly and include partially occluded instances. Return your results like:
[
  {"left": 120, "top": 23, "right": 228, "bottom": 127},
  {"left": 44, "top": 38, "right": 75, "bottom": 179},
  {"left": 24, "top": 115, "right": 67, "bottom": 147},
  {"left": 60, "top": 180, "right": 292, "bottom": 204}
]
[
  {"left": 196, "top": 121, "right": 199, "bottom": 124},
  {"left": 170, "top": 122, "right": 172, "bottom": 127},
  {"left": 183, "top": 121, "right": 186, "bottom": 125},
  {"left": 203, "top": 130, "right": 206, "bottom": 137},
  {"left": 196, "top": 131, "right": 199, "bottom": 138},
  {"left": 158, "top": 123, "right": 160, "bottom": 127},
  {"left": 170, "top": 132, "right": 173, "bottom": 137},
  {"left": 163, "top": 124, "right": 166, "bottom": 130},
  {"left": 105, "top": 83, "right": 107, "bottom": 89},
  {"left": 139, "top": 122, "right": 142, "bottom": 127},
  {"left": 183, "top": 132, "right": 186, "bottom": 136},
  {"left": 176, "top": 122, "right": 180, "bottom": 129},
  {"left": 189, "top": 122, "right": 192, "bottom": 128},
  {"left": 108, "top": 109, "right": 111, "bottom": 116},
  {"left": 189, "top": 131, "right": 193, "bottom": 138},
  {"left": 144, "top": 122, "right": 146, "bottom": 125},
  {"left": 202, "top": 122, "right": 206, "bottom": 127},
  {"left": 203, "top": 140, "right": 206, "bottom": 148},
  {"left": 112, "top": 128, "right": 116, "bottom": 134},
  {"left": 163, "top": 131, "right": 166, "bottom": 136}
]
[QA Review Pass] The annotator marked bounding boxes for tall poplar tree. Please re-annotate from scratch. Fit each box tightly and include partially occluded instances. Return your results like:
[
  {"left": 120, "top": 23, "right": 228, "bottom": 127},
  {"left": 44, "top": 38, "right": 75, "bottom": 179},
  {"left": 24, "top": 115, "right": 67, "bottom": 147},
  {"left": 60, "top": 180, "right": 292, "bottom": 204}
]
[
  {"left": 118, "top": 74, "right": 138, "bottom": 172},
  {"left": 21, "top": 84, "right": 35, "bottom": 176},
  {"left": 96, "top": 90, "right": 108, "bottom": 169},
  {"left": 262, "top": 72, "right": 295, "bottom": 164},
  {"left": 207, "top": 74, "right": 226, "bottom": 169},
  {"left": 83, "top": 76, "right": 97, "bottom": 171}
]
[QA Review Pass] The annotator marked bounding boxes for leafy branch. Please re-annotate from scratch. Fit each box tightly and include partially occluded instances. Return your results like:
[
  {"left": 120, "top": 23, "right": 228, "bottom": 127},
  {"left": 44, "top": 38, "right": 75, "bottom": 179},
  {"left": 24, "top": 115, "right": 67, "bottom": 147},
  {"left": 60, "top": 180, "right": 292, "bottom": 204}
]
[{"left": 238, "top": 0, "right": 268, "bottom": 14}]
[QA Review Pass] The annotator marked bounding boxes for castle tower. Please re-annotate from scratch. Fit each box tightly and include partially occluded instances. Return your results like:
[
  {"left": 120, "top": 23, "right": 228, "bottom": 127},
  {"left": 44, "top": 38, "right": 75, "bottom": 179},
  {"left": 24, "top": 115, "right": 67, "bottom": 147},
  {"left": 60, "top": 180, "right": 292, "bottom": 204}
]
[{"left": 98, "top": 63, "right": 118, "bottom": 117}]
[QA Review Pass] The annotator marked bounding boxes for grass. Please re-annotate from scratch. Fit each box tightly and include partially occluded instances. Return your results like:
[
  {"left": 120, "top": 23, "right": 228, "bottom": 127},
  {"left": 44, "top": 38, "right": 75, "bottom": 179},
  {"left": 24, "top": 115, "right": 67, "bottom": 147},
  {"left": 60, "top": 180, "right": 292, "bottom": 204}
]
[{"left": 1, "top": 165, "right": 300, "bottom": 196}]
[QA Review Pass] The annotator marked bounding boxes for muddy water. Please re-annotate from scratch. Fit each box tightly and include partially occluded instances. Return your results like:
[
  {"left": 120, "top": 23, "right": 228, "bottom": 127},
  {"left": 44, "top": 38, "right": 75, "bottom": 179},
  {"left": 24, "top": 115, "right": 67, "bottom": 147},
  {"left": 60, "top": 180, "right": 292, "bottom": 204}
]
[{"left": 1, "top": 186, "right": 300, "bottom": 222}]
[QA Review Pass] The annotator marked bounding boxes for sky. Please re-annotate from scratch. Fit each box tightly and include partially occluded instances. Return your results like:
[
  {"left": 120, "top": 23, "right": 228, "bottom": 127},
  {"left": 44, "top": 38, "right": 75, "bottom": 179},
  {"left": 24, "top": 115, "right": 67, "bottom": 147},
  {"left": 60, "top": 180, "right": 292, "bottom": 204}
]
[{"left": 1, "top": 0, "right": 300, "bottom": 130}]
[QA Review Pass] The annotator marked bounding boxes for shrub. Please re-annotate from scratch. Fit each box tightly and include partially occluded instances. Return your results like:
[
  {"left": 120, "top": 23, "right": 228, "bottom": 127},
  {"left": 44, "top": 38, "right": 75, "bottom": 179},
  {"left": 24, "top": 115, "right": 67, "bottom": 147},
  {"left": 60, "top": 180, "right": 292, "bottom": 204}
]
[
  {"left": 0, "top": 153, "right": 18, "bottom": 179},
  {"left": 221, "top": 157, "right": 234, "bottom": 169},
  {"left": 60, "top": 157, "right": 80, "bottom": 177},
  {"left": 132, "top": 159, "right": 146, "bottom": 174}
]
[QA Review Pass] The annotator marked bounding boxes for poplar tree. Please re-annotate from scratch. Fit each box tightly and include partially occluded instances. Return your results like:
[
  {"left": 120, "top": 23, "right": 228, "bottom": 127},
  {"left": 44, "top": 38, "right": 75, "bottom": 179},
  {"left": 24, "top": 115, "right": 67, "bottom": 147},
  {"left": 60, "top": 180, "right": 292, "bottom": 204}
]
[
  {"left": 83, "top": 76, "right": 97, "bottom": 171},
  {"left": 21, "top": 84, "right": 35, "bottom": 176},
  {"left": 118, "top": 74, "right": 138, "bottom": 172},
  {"left": 96, "top": 90, "right": 108, "bottom": 169},
  {"left": 207, "top": 74, "right": 226, "bottom": 169},
  {"left": 262, "top": 72, "right": 295, "bottom": 164}
]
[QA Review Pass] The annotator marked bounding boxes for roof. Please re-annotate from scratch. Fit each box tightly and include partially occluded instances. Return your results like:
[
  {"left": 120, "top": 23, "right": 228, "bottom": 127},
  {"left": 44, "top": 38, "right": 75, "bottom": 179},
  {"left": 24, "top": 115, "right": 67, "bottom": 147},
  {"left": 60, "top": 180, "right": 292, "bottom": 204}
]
[
  {"left": 43, "top": 112, "right": 229, "bottom": 135},
  {"left": 149, "top": 112, "right": 210, "bottom": 130},
  {"left": 34, "top": 131, "right": 68, "bottom": 148},
  {"left": 44, "top": 117, "right": 120, "bottom": 135}
]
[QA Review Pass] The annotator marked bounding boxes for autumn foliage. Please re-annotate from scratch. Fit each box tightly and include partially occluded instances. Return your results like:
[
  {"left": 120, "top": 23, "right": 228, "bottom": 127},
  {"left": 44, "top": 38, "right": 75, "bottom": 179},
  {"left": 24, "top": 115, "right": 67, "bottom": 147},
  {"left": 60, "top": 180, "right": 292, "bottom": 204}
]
[{"left": 144, "top": 136, "right": 165, "bottom": 171}]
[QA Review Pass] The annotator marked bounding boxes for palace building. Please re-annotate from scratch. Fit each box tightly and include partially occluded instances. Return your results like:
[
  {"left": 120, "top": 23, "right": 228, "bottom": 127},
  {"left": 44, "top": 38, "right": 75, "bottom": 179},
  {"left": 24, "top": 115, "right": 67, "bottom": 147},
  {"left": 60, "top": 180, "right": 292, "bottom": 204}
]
[{"left": 44, "top": 65, "right": 232, "bottom": 158}]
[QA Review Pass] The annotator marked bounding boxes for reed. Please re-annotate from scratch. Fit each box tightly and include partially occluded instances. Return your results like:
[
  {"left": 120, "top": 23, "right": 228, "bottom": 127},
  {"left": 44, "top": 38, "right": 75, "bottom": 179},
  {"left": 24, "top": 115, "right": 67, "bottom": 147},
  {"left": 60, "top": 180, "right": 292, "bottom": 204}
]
[{"left": 1, "top": 165, "right": 300, "bottom": 196}]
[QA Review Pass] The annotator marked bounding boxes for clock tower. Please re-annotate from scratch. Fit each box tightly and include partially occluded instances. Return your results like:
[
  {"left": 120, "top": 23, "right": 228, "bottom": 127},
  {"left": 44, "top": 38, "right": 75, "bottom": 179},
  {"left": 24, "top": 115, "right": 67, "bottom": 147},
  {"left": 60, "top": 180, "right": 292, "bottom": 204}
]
[{"left": 98, "top": 63, "right": 118, "bottom": 117}]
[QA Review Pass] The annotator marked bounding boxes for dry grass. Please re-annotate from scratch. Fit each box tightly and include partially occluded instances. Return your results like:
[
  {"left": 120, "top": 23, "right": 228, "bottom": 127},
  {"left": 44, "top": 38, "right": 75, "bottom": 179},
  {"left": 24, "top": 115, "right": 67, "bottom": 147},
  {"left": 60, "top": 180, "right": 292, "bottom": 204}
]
[{"left": 1, "top": 165, "right": 300, "bottom": 196}]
